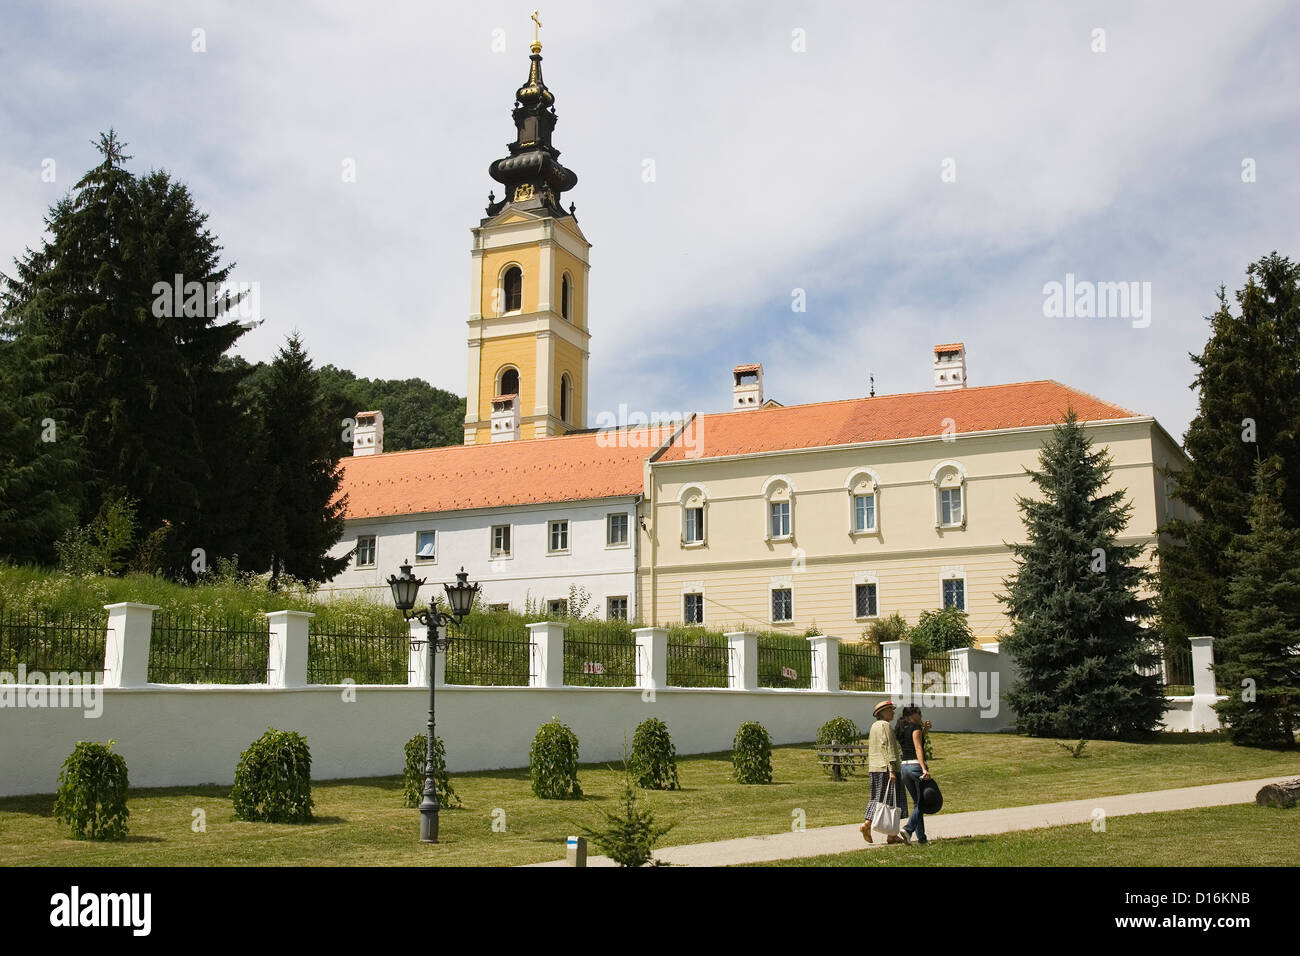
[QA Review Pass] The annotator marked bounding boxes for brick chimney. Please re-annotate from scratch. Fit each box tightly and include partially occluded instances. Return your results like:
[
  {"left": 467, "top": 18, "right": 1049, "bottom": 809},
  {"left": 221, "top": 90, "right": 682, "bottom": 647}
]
[
  {"left": 353, "top": 410, "right": 384, "bottom": 455},
  {"left": 733, "top": 364, "right": 764, "bottom": 409},
  {"left": 933, "top": 344, "right": 967, "bottom": 390}
]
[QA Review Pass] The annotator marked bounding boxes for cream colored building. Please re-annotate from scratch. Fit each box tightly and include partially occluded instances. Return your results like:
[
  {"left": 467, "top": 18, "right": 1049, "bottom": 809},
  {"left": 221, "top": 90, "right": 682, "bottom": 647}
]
[{"left": 636, "top": 362, "right": 1189, "bottom": 643}]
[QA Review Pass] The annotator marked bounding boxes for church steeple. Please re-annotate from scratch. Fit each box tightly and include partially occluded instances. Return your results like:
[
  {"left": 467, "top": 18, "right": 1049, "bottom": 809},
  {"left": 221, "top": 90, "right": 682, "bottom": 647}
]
[
  {"left": 485, "top": 35, "right": 578, "bottom": 220},
  {"left": 464, "top": 17, "right": 592, "bottom": 447}
]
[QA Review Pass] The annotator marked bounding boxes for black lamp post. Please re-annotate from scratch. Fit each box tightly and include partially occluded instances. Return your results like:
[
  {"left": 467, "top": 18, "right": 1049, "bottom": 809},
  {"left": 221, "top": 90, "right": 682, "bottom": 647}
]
[{"left": 388, "top": 560, "right": 478, "bottom": 843}]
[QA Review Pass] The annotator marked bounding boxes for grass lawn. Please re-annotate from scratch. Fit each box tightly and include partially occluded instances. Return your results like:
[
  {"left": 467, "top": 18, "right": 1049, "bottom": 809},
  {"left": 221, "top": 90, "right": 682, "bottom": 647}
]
[
  {"left": 2, "top": 733, "right": 1295, "bottom": 867},
  {"left": 753, "top": 803, "right": 1300, "bottom": 866}
]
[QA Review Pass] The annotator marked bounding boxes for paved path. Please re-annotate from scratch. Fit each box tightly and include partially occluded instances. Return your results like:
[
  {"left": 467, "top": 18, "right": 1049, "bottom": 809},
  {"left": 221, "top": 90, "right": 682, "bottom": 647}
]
[{"left": 527, "top": 775, "right": 1294, "bottom": 867}]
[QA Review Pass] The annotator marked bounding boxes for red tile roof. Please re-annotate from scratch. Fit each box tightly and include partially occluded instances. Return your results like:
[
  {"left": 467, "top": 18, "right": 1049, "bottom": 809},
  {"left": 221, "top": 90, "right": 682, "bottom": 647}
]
[
  {"left": 933, "top": 343, "right": 965, "bottom": 353},
  {"left": 656, "top": 380, "right": 1140, "bottom": 462},
  {"left": 733, "top": 363, "right": 762, "bottom": 374},
  {"left": 337, "top": 429, "right": 654, "bottom": 519}
]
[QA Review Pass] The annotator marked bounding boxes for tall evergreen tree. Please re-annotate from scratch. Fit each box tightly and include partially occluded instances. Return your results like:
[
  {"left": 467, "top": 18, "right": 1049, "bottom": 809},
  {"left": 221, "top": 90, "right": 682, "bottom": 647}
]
[
  {"left": 0, "top": 325, "right": 84, "bottom": 563},
  {"left": 1001, "top": 410, "right": 1166, "bottom": 739},
  {"left": 257, "top": 333, "right": 349, "bottom": 586},
  {"left": 1159, "top": 253, "right": 1300, "bottom": 643},
  {"left": 1, "top": 132, "right": 259, "bottom": 572},
  {"left": 1216, "top": 460, "right": 1300, "bottom": 747}
]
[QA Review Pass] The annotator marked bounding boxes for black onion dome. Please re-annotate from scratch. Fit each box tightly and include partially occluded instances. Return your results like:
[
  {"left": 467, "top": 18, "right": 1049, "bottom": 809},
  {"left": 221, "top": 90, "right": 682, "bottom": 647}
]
[{"left": 485, "top": 41, "right": 578, "bottom": 220}]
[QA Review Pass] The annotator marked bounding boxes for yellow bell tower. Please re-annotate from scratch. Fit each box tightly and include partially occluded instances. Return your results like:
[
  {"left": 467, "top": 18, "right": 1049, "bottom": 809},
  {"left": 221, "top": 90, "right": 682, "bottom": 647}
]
[{"left": 464, "top": 29, "right": 590, "bottom": 445}]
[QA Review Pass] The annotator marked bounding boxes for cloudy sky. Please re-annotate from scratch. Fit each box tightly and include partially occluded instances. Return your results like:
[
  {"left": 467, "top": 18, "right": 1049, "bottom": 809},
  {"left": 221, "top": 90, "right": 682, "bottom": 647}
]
[{"left": 3, "top": 0, "right": 1298, "bottom": 442}]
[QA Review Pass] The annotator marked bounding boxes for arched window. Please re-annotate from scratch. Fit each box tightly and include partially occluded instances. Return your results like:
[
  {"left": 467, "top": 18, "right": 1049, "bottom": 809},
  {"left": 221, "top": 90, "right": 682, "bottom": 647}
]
[
  {"left": 502, "top": 266, "right": 522, "bottom": 313},
  {"left": 561, "top": 273, "right": 572, "bottom": 321},
  {"left": 930, "top": 460, "right": 967, "bottom": 529},
  {"left": 498, "top": 366, "right": 519, "bottom": 397},
  {"left": 762, "top": 475, "right": 796, "bottom": 541},
  {"left": 845, "top": 467, "right": 881, "bottom": 534},
  {"left": 559, "top": 373, "right": 572, "bottom": 424},
  {"left": 679, "top": 484, "right": 709, "bottom": 546}
]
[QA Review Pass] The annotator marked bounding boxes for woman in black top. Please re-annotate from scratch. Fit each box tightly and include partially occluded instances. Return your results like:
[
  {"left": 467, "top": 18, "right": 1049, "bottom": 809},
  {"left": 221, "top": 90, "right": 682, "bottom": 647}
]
[{"left": 893, "top": 705, "right": 931, "bottom": 844}]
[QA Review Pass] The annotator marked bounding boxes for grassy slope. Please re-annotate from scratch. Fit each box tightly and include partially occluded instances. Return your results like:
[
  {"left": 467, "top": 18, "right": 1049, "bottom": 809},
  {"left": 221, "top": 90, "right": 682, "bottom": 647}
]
[{"left": 3, "top": 734, "right": 1296, "bottom": 867}]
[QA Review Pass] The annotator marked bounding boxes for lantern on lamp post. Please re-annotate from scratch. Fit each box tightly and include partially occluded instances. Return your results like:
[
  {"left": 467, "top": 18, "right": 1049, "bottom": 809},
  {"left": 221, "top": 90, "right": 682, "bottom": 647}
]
[{"left": 388, "top": 560, "right": 479, "bottom": 843}]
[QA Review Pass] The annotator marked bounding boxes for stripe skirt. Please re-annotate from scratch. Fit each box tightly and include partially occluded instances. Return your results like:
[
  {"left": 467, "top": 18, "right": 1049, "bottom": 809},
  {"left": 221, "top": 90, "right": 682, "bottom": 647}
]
[{"left": 864, "top": 770, "right": 908, "bottom": 822}]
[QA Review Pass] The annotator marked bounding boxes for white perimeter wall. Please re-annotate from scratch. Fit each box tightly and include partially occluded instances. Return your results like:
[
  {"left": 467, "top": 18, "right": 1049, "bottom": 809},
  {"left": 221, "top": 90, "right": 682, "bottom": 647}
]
[
  {"left": 0, "top": 684, "right": 1009, "bottom": 797},
  {"left": 321, "top": 497, "right": 638, "bottom": 618}
]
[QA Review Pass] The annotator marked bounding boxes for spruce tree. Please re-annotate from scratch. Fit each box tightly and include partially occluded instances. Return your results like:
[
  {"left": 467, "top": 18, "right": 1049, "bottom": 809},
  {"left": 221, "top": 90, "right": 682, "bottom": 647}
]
[
  {"left": 1159, "top": 253, "right": 1300, "bottom": 643},
  {"left": 257, "top": 333, "right": 349, "bottom": 586},
  {"left": 1001, "top": 410, "right": 1166, "bottom": 739},
  {"left": 2, "top": 132, "right": 259, "bottom": 572},
  {"left": 1216, "top": 460, "right": 1300, "bottom": 747},
  {"left": 0, "top": 326, "right": 84, "bottom": 563}
]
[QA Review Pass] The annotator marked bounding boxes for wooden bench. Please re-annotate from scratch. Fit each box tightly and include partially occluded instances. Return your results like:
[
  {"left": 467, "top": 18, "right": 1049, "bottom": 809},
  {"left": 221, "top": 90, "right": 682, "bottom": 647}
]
[{"left": 814, "top": 740, "right": 871, "bottom": 781}]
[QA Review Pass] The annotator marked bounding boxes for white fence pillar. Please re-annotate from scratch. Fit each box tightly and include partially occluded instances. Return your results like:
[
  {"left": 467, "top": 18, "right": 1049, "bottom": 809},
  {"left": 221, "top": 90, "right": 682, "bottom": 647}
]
[
  {"left": 948, "top": 647, "right": 971, "bottom": 696},
  {"left": 726, "top": 631, "right": 758, "bottom": 691},
  {"left": 266, "top": 610, "right": 313, "bottom": 688},
  {"left": 527, "top": 621, "right": 567, "bottom": 688},
  {"left": 408, "top": 619, "right": 446, "bottom": 687},
  {"left": 1189, "top": 635, "right": 1221, "bottom": 731},
  {"left": 881, "top": 640, "right": 911, "bottom": 699},
  {"left": 634, "top": 626, "right": 667, "bottom": 693},
  {"left": 102, "top": 603, "right": 159, "bottom": 688},
  {"left": 808, "top": 634, "right": 839, "bottom": 693}
]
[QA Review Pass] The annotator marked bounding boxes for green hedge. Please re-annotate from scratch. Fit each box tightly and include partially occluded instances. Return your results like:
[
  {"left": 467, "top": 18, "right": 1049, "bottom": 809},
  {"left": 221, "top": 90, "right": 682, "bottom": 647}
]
[
  {"left": 53, "top": 740, "right": 130, "bottom": 840},
  {"left": 231, "top": 728, "right": 314, "bottom": 823}
]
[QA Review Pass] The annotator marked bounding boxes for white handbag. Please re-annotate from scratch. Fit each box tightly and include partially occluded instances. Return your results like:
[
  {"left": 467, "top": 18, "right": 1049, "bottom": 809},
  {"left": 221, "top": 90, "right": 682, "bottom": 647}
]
[{"left": 871, "top": 778, "right": 902, "bottom": 835}]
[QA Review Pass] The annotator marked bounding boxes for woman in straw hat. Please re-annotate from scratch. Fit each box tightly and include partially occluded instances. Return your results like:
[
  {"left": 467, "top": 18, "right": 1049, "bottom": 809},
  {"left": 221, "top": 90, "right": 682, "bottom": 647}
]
[{"left": 859, "top": 699, "right": 907, "bottom": 844}]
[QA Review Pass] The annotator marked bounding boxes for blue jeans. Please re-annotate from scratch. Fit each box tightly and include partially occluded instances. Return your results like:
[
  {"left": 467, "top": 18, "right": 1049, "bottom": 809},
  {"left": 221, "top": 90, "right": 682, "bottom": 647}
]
[{"left": 900, "top": 763, "right": 928, "bottom": 843}]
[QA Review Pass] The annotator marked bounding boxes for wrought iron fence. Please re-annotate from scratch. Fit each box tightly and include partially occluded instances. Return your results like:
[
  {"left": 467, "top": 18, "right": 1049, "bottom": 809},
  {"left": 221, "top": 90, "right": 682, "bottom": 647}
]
[
  {"left": 148, "top": 612, "right": 271, "bottom": 684},
  {"left": 912, "top": 654, "right": 959, "bottom": 692},
  {"left": 0, "top": 608, "right": 107, "bottom": 676},
  {"left": 665, "top": 627, "right": 731, "bottom": 688},
  {"left": 1162, "top": 644, "right": 1195, "bottom": 696},
  {"left": 758, "top": 638, "right": 816, "bottom": 689},
  {"left": 840, "top": 642, "right": 887, "bottom": 692},
  {"left": 444, "top": 619, "right": 533, "bottom": 686},
  {"left": 308, "top": 622, "right": 412, "bottom": 685}
]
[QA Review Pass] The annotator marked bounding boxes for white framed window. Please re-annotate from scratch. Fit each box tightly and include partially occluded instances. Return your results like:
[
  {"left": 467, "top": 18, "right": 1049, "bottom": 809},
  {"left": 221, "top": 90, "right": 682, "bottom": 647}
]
[
  {"left": 940, "top": 487, "right": 963, "bottom": 526},
  {"left": 931, "top": 461, "right": 967, "bottom": 529},
  {"left": 684, "top": 508, "right": 704, "bottom": 543},
  {"left": 942, "top": 576, "right": 966, "bottom": 611},
  {"left": 855, "top": 582, "right": 878, "bottom": 619},
  {"left": 548, "top": 598, "right": 568, "bottom": 618},
  {"left": 354, "top": 535, "right": 376, "bottom": 568},
  {"left": 500, "top": 264, "right": 523, "bottom": 315},
  {"left": 771, "top": 587, "right": 793, "bottom": 623},
  {"left": 683, "top": 592, "right": 704, "bottom": 624},
  {"left": 607, "top": 512, "right": 629, "bottom": 547},
  {"left": 414, "top": 530, "right": 437, "bottom": 563},
  {"left": 679, "top": 484, "right": 709, "bottom": 546},
  {"left": 607, "top": 596, "right": 628, "bottom": 620},
  {"left": 491, "top": 524, "right": 512, "bottom": 558},
  {"left": 853, "top": 493, "right": 876, "bottom": 532},
  {"left": 770, "top": 501, "right": 791, "bottom": 539},
  {"left": 762, "top": 475, "right": 795, "bottom": 541},
  {"left": 548, "top": 520, "right": 569, "bottom": 553}
]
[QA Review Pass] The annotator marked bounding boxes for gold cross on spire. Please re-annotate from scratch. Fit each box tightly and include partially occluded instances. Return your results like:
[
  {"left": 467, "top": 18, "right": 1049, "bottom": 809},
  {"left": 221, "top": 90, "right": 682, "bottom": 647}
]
[{"left": 531, "top": 10, "right": 542, "bottom": 44}]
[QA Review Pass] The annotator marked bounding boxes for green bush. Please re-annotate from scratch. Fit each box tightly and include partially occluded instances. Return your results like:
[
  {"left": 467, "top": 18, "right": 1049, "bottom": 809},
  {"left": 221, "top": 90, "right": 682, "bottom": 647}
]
[
  {"left": 732, "top": 721, "right": 773, "bottom": 784},
  {"left": 815, "top": 716, "right": 861, "bottom": 778},
  {"left": 402, "top": 733, "right": 460, "bottom": 808},
  {"left": 908, "top": 607, "right": 974, "bottom": 658},
  {"left": 864, "top": 611, "right": 909, "bottom": 647},
  {"left": 231, "top": 728, "right": 314, "bottom": 822},
  {"left": 529, "top": 718, "right": 583, "bottom": 799},
  {"left": 630, "top": 718, "right": 680, "bottom": 790},
  {"left": 52, "top": 740, "right": 130, "bottom": 840}
]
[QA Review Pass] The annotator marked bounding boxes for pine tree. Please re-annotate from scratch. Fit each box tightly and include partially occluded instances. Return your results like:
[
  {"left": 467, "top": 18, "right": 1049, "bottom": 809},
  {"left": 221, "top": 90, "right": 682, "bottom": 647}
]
[
  {"left": 1000, "top": 409, "right": 1166, "bottom": 739},
  {"left": 2, "top": 132, "right": 259, "bottom": 572},
  {"left": 1159, "top": 253, "right": 1300, "bottom": 643},
  {"left": 1216, "top": 460, "right": 1300, "bottom": 748},
  {"left": 0, "top": 327, "right": 84, "bottom": 563},
  {"left": 257, "top": 333, "right": 349, "bottom": 586}
]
